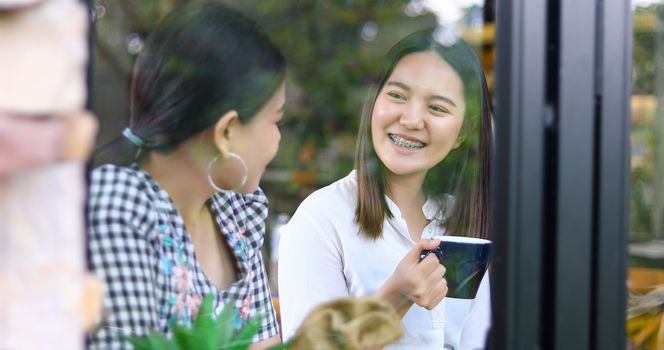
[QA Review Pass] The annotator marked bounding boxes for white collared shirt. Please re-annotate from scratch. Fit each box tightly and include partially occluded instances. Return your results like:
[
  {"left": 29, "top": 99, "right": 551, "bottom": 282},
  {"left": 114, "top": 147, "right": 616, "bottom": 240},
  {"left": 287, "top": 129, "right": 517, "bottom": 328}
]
[{"left": 278, "top": 170, "right": 491, "bottom": 350}]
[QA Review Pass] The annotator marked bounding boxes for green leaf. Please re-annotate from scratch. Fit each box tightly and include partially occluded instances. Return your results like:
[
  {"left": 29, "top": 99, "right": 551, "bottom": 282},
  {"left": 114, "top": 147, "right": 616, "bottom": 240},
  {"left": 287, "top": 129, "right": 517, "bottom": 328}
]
[
  {"left": 193, "top": 294, "right": 219, "bottom": 348},
  {"left": 146, "top": 334, "right": 179, "bottom": 350},
  {"left": 226, "top": 316, "right": 262, "bottom": 350},
  {"left": 232, "top": 315, "right": 261, "bottom": 342},
  {"left": 172, "top": 325, "right": 208, "bottom": 350},
  {"left": 127, "top": 336, "right": 153, "bottom": 350},
  {"left": 126, "top": 332, "right": 178, "bottom": 350},
  {"left": 221, "top": 339, "right": 253, "bottom": 350},
  {"left": 215, "top": 300, "right": 237, "bottom": 346}
]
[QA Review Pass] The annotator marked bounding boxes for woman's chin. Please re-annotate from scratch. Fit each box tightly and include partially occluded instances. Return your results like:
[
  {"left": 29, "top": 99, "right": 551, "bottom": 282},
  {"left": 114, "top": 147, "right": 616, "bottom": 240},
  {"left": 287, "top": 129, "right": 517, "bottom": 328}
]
[{"left": 383, "top": 164, "right": 427, "bottom": 178}]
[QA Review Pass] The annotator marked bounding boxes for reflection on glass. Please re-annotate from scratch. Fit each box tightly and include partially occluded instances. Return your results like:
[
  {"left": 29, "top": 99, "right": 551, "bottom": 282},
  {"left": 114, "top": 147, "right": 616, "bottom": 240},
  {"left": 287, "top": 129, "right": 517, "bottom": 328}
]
[
  {"left": 628, "top": 1, "right": 664, "bottom": 349},
  {"left": 91, "top": 1, "right": 494, "bottom": 348}
]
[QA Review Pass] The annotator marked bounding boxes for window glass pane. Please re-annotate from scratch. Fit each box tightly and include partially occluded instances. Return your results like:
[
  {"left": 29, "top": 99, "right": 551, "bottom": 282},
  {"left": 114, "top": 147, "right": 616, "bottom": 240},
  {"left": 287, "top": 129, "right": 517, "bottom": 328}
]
[
  {"left": 90, "top": 1, "right": 494, "bottom": 348},
  {"left": 629, "top": 1, "right": 664, "bottom": 349}
]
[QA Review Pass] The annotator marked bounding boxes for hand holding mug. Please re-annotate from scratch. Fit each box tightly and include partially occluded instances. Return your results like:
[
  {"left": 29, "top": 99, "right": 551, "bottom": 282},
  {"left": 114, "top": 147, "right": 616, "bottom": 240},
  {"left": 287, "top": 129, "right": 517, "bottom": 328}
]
[
  {"left": 419, "top": 236, "right": 492, "bottom": 299},
  {"left": 387, "top": 239, "right": 448, "bottom": 310}
]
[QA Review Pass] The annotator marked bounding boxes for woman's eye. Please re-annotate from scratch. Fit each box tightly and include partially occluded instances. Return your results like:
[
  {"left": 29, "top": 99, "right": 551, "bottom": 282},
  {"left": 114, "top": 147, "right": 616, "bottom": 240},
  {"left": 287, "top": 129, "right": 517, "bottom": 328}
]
[
  {"left": 429, "top": 104, "right": 449, "bottom": 114},
  {"left": 387, "top": 91, "right": 406, "bottom": 101}
]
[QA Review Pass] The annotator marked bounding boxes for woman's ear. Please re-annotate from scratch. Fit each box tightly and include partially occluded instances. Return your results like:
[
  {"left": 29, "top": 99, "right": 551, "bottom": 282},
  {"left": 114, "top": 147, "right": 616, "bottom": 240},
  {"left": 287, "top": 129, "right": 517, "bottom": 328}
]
[
  {"left": 213, "top": 110, "right": 239, "bottom": 156},
  {"left": 453, "top": 131, "right": 467, "bottom": 149}
]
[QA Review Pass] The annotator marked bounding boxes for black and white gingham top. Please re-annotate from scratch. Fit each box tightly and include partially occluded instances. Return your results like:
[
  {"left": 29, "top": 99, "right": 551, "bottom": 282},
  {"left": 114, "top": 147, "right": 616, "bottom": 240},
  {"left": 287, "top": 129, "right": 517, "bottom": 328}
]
[{"left": 87, "top": 164, "right": 278, "bottom": 349}]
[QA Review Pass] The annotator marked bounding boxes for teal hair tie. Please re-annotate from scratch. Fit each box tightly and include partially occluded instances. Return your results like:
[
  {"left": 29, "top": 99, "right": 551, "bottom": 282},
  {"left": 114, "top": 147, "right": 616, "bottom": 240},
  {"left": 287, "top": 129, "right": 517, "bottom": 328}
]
[{"left": 122, "top": 127, "right": 145, "bottom": 148}]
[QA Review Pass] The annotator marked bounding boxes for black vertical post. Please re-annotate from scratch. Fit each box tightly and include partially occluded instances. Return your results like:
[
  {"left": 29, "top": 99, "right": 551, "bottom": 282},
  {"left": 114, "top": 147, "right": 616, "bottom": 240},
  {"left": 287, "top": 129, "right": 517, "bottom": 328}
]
[
  {"left": 551, "top": 0, "right": 596, "bottom": 348},
  {"left": 593, "top": 0, "right": 631, "bottom": 349},
  {"left": 491, "top": 0, "right": 631, "bottom": 349},
  {"left": 491, "top": 0, "right": 547, "bottom": 348}
]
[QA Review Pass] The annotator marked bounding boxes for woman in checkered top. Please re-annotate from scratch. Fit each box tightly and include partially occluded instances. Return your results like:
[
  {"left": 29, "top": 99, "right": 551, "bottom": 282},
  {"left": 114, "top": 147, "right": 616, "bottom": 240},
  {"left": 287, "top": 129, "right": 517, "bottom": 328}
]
[{"left": 86, "top": 3, "right": 285, "bottom": 349}]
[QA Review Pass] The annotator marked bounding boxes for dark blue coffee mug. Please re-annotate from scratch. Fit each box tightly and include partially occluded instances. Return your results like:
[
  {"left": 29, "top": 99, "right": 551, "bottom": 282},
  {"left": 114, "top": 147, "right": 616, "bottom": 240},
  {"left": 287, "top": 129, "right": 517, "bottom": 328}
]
[{"left": 419, "top": 236, "right": 491, "bottom": 299}]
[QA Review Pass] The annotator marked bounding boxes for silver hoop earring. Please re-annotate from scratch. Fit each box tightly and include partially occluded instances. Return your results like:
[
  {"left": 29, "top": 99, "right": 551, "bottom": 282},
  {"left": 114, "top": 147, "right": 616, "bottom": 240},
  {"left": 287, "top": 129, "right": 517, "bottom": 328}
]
[{"left": 207, "top": 152, "right": 248, "bottom": 192}]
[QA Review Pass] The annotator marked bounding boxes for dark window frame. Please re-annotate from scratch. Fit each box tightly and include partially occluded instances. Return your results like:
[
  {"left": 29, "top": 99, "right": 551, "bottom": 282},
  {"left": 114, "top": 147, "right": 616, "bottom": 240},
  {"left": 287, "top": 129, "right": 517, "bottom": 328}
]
[{"left": 490, "top": 0, "right": 631, "bottom": 349}]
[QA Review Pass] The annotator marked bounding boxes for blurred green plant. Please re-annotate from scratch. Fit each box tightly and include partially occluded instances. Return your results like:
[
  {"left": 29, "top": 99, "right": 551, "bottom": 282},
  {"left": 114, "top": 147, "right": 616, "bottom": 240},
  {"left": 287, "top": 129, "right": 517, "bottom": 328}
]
[{"left": 125, "top": 294, "right": 289, "bottom": 350}]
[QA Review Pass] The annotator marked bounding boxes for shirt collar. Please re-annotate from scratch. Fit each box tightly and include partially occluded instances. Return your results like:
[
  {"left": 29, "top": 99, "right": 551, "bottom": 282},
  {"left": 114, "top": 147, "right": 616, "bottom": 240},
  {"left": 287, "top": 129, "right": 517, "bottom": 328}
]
[
  {"left": 422, "top": 194, "right": 455, "bottom": 223},
  {"left": 386, "top": 194, "right": 455, "bottom": 223}
]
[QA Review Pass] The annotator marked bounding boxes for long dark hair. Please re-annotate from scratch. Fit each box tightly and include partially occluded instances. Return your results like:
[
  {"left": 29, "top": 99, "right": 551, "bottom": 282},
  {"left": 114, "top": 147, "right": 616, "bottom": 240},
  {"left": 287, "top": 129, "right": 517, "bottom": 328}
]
[
  {"left": 94, "top": 2, "right": 285, "bottom": 166},
  {"left": 355, "top": 29, "right": 492, "bottom": 240}
]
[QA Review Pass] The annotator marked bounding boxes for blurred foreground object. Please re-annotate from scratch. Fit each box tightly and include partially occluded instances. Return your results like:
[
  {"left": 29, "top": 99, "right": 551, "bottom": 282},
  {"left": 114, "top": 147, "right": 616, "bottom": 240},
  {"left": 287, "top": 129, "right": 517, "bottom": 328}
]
[
  {"left": 0, "top": 0, "right": 97, "bottom": 349},
  {"left": 0, "top": 112, "right": 97, "bottom": 175},
  {"left": 289, "top": 297, "right": 403, "bottom": 350},
  {"left": 0, "top": 0, "right": 43, "bottom": 11},
  {"left": 627, "top": 267, "right": 664, "bottom": 349},
  {"left": 125, "top": 296, "right": 400, "bottom": 350}
]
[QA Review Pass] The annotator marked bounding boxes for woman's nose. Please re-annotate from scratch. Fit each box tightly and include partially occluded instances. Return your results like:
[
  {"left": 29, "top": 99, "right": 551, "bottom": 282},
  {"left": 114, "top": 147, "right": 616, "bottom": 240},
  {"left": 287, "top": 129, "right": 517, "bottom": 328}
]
[{"left": 399, "top": 105, "right": 424, "bottom": 130}]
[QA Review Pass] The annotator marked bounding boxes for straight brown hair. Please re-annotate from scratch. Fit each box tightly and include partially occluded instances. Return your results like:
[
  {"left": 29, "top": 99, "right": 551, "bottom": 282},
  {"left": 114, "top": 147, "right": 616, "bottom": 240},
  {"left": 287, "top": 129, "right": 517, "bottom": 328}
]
[{"left": 355, "top": 29, "right": 493, "bottom": 240}]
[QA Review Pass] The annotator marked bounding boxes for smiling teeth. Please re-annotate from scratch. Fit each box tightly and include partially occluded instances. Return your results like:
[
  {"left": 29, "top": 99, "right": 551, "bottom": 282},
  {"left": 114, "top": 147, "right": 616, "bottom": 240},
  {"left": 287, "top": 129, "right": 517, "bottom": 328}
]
[{"left": 389, "top": 134, "right": 425, "bottom": 149}]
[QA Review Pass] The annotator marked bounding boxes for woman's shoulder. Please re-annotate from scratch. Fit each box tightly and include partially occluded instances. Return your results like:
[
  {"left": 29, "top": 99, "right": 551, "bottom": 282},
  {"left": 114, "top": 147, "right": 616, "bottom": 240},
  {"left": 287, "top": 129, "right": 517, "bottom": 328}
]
[
  {"left": 298, "top": 170, "right": 358, "bottom": 211},
  {"left": 88, "top": 164, "right": 158, "bottom": 222},
  {"left": 281, "top": 172, "right": 359, "bottom": 253},
  {"left": 287, "top": 170, "right": 358, "bottom": 233},
  {"left": 87, "top": 164, "right": 165, "bottom": 247},
  {"left": 89, "top": 164, "right": 147, "bottom": 194}
]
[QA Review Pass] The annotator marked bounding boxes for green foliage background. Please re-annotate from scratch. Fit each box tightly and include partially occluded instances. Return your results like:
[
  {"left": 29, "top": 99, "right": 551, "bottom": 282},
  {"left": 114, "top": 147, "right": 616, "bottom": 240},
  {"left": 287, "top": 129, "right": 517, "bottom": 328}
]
[{"left": 91, "top": 0, "right": 448, "bottom": 214}]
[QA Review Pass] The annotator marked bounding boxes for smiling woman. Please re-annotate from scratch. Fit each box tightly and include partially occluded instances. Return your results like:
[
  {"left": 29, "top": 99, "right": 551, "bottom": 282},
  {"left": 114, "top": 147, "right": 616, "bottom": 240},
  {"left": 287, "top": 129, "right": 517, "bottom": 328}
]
[{"left": 278, "top": 29, "right": 492, "bottom": 350}]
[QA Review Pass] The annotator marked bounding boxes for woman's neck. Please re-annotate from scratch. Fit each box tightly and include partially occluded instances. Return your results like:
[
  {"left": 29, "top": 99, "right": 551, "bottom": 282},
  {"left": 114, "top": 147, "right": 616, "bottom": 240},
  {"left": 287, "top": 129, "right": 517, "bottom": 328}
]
[
  {"left": 385, "top": 172, "right": 426, "bottom": 211},
  {"left": 386, "top": 172, "right": 428, "bottom": 241},
  {"left": 140, "top": 149, "right": 214, "bottom": 230}
]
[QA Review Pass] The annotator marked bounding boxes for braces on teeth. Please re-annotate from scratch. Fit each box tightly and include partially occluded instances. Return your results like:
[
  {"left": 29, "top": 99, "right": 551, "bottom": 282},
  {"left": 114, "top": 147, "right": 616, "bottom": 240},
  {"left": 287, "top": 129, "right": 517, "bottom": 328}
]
[{"left": 390, "top": 134, "right": 424, "bottom": 149}]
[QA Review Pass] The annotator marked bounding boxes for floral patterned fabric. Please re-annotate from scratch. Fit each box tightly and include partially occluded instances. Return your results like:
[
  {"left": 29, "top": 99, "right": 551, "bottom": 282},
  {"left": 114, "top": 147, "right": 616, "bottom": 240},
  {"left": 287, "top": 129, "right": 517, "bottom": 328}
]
[{"left": 87, "top": 164, "right": 278, "bottom": 349}]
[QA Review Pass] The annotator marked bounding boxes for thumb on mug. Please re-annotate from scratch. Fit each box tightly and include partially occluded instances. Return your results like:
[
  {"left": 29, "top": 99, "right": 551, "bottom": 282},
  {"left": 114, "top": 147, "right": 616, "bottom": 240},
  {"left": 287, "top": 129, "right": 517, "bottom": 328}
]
[{"left": 406, "top": 239, "right": 439, "bottom": 261}]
